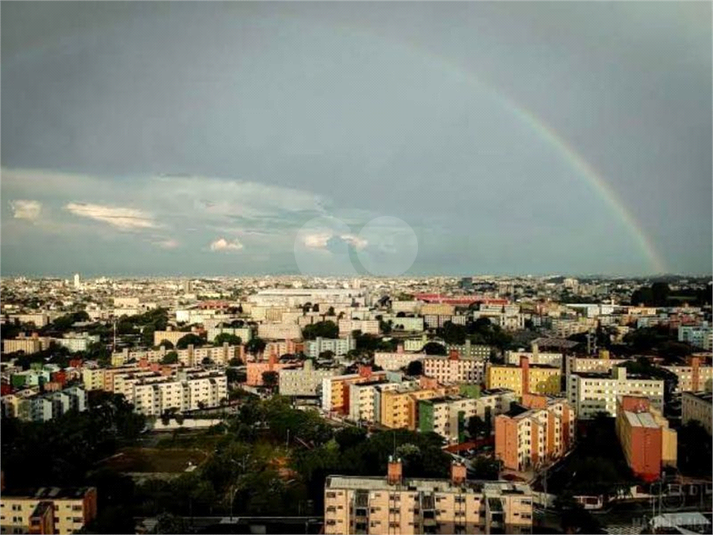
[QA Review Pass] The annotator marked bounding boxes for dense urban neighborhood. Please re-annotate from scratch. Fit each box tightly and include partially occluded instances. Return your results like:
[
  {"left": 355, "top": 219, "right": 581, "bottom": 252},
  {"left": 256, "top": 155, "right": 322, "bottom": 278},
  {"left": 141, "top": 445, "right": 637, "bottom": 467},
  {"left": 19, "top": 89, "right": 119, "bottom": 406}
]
[{"left": 1, "top": 275, "right": 711, "bottom": 534}]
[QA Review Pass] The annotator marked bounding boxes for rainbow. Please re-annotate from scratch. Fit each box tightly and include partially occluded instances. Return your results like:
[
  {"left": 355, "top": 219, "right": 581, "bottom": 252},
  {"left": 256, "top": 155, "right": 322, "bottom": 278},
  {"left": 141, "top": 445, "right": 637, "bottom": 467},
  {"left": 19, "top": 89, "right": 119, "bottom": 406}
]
[{"left": 317, "top": 20, "right": 668, "bottom": 273}]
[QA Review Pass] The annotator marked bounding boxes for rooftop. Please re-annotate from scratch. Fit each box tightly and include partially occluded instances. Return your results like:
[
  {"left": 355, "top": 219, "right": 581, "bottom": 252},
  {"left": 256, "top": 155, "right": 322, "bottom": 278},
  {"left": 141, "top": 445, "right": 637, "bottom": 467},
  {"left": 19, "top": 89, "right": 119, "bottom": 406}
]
[{"left": 325, "top": 475, "right": 531, "bottom": 496}]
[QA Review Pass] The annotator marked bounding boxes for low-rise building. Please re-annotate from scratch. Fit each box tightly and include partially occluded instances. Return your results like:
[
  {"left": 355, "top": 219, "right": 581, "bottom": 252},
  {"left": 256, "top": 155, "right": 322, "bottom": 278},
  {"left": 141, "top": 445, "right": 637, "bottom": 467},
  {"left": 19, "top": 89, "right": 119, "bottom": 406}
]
[
  {"left": 258, "top": 322, "right": 302, "bottom": 341},
  {"left": 0, "top": 486, "right": 97, "bottom": 535},
  {"left": 678, "top": 323, "right": 712, "bottom": 350},
  {"left": 321, "top": 367, "right": 389, "bottom": 414},
  {"left": 245, "top": 354, "right": 300, "bottom": 387},
  {"left": 374, "top": 349, "right": 425, "bottom": 372},
  {"left": 662, "top": 356, "right": 713, "bottom": 393},
  {"left": 279, "top": 359, "right": 343, "bottom": 397},
  {"left": 2, "top": 333, "right": 51, "bottom": 355},
  {"left": 131, "top": 369, "right": 228, "bottom": 415},
  {"left": 681, "top": 391, "right": 712, "bottom": 435},
  {"left": 324, "top": 459, "right": 534, "bottom": 535},
  {"left": 615, "top": 395, "right": 677, "bottom": 482},
  {"left": 305, "top": 337, "right": 356, "bottom": 358},
  {"left": 338, "top": 319, "right": 380, "bottom": 336},
  {"left": 1, "top": 386, "right": 87, "bottom": 423}
]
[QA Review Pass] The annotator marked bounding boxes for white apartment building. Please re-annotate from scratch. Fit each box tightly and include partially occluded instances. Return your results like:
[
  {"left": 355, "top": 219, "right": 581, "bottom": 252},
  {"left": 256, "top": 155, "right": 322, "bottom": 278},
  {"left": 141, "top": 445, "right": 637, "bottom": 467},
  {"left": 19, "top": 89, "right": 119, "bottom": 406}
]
[
  {"left": 305, "top": 337, "right": 356, "bottom": 358},
  {"left": 258, "top": 322, "right": 303, "bottom": 340},
  {"left": 249, "top": 288, "right": 368, "bottom": 307},
  {"left": 207, "top": 325, "right": 252, "bottom": 343},
  {"left": 131, "top": 370, "right": 228, "bottom": 415},
  {"left": 339, "top": 319, "right": 380, "bottom": 336},
  {"left": 2, "top": 333, "right": 51, "bottom": 354},
  {"left": 54, "top": 333, "right": 100, "bottom": 353},
  {"left": 279, "top": 360, "right": 343, "bottom": 397},
  {"left": 566, "top": 355, "right": 626, "bottom": 376},
  {"left": 662, "top": 362, "right": 713, "bottom": 393},
  {"left": 567, "top": 367, "right": 664, "bottom": 419},
  {"left": 506, "top": 350, "right": 563, "bottom": 369},
  {"left": 381, "top": 316, "right": 425, "bottom": 332},
  {"left": 423, "top": 355, "right": 485, "bottom": 384},
  {"left": 374, "top": 351, "right": 426, "bottom": 372}
]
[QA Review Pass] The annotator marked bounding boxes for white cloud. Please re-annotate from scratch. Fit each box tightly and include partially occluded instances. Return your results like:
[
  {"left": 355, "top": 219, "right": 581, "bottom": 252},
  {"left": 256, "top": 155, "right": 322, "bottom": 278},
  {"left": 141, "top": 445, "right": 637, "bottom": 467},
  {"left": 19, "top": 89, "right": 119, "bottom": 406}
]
[
  {"left": 303, "top": 232, "right": 368, "bottom": 250},
  {"left": 10, "top": 200, "right": 42, "bottom": 221},
  {"left": 65, "top": 202, "right": 158, "bottom": 230},
  {"left": 210, "top": 237, "right": 244, "bottom": 252},
  {"left": 155, "top": 238, "right": 179, "bottom": 249}
]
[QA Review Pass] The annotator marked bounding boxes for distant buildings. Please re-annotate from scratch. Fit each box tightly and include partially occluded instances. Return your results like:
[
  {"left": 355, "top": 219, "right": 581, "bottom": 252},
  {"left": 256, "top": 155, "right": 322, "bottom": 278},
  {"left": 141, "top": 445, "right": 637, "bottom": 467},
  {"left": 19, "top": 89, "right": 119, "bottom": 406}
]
[
  {"left": 305, "top": 336, "right": 356, "bottom": 359},
  {"left": 324, "top": 458, "right": 534, "bottom": 535},
  {"left": 1, "top": 385, "right": 87, "bottom": 423},
  {"left": 615, "top": 395, "right": 677, "bottom": 482},
  {"left": 682, "top": 391, "right": 712, "bottom": 435},
  {"left": 678, "top": 323, "right": 712, "bottom": 350},
  {"left": 131, "top": 369, "right": 228, "bottom": 416},
  {"left": 662, "top": 356, "right": 713, "bottom": 393},
  {"left": 423, "top": 351, "right": 486, "bottom": 385},
  {"left": 338, "top": 319, "right": 380, "bottom": 336}
]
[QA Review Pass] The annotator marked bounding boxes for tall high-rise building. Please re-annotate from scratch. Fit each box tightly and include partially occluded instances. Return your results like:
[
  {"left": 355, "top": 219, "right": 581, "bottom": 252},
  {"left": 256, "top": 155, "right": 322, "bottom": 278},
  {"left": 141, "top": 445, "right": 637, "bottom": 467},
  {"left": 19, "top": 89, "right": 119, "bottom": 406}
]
[{"left": 73, "top": 273, "right": 81, "bottom": 289}]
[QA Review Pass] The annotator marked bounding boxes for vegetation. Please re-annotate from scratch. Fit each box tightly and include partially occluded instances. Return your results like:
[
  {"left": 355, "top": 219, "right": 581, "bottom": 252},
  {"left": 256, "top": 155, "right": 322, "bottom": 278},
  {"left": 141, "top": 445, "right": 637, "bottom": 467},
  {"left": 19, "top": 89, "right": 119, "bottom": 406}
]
[
  {"left": 423, "top": 342, "right": 447, "bottom": 355},
  {"left": 175, "top": 333, "right": 206, "bottom": 349},
  {"left": 160, "top": 351, "right": 179, "bottom": 365},
  {"left": 302, "top": 320, "right": 339, "bottom": 340},
  {"left": 245, "top": 337, "right": 267, "bottom": 355},
  {"left": 406, "top": 360, "right": 423, "bottom": 376},
  {"left": 213, "top": 333, "right": 242, "bottom": 346}
]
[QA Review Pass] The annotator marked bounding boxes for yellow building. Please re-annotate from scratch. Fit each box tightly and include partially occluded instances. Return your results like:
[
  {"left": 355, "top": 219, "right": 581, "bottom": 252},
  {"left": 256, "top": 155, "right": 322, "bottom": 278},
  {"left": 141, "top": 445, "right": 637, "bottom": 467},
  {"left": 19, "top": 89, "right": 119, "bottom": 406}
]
[
  {"left": 81, "top": 368, "right": 106, "bottom": 392},
  {"left": 0, "top": 487, "right": 97, "bottom": 535},
  {"left": 379, "top": 383, "right": 460, "bottom": 430},
  {"left": 486, "top": 358, "right": 561, "bottom": 396}
]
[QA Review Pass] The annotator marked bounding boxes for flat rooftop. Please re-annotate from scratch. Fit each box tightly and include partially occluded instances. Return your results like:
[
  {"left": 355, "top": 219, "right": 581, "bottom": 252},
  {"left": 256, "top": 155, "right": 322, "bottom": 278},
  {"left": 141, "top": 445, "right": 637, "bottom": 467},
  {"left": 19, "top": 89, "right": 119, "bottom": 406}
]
[
  {"left": 326, "top": 476, "right": 531, "bottom": 496},
  {"left": 3, "top": 487, "right": 93, "bottom": 500}
]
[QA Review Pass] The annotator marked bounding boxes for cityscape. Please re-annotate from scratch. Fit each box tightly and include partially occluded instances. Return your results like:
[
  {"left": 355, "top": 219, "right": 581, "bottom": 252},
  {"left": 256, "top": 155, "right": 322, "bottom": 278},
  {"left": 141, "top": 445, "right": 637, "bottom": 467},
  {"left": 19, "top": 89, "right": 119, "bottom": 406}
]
[{"left": 1, "top": 3, "right": 712, "bottom": 535}]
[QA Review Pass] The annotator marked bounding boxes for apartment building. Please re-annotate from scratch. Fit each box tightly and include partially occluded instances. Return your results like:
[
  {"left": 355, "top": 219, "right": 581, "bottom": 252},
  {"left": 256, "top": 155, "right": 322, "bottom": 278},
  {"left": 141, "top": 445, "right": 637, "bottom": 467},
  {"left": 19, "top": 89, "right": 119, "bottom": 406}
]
[
  {"left": 279, "top": 359, "right": 343, "bottom": 397},
  {"left": 379, "top": 382, "right": 461, "bottom": 431},
  {"left": 418, "top": 390, "right": 517, "bottom": 444},
  {"left": 486, "top": 358, "right": 561, "bottom": 396},
  {"left": 206, "top": 326, "right": 252, "bottom": 343},
  {"left": 447, "top": 342, "right": 492, "bottom": 360},
  {"left": 494, "top": 394, "right": 575, "bottom": 472},
  {"left": 374, "top": 350, "right": 425, "bottom": 373},
  {"left": 381, "top": 316, "right": 425, "bottom": 332},
  {"left": 339, "top": 320, "right": 380, "bottom": 336},
  {"left": 2, "top": 333, "right": 51, "bottom": 355},
  {"left": 0, "top": 487, "right": 97, "bottom": 535},
  {"left": 324, "top": 459, "right": 534, "bottom": 535},
  {"left": 305, "top": 337, "right": 356, "bottom": 358},
  {"left": 348, "top": 381, "right": 400, "bottom": 423},
  {"left": 505, "top": 347, "right": 563, "bottom": 369},
  {"left": 322, "top": 367, "right": 389, "bottom": 414},
  {"left": 423, "top": 315, "right": 467, "bottom": 329},
  {"left": 1, "top": 386, "right": 87, "bottom": 423},
  {"left": 258, "top": 322, "right": 303, "bottom": 340},
  {"left": 53, "top": 333, "right": 100, "bottom": 353},
  {"left": 246, "top": 354, "right": 300, "bottom": 387},
  {"left": 678, "top": 323, "right": 712, "bottom": 350},
  {"left": 249, "top": 288, "right": 368, "bottom": 307},
  {"left": 567, "top": 367, "right": 664, "bottom": 419},
  {"left": 153, "top": 329, "right": 196, "bottom": 347},
  {"left": 420, "top": 303, "right": 456, "bottom": 316},
  {"left": 662, "top": 357, "right": 713, "bottom": 393},
  {"left": 566, "top": 354, "right": 626, "bottom": 376},
  {"left": 615, "top": 396, "right": 677, "bottom": 482},
  {"left": 682, "top": 391, "right": 712, "bottom": 435},
  {"left": 131, "top": 370, "right": 228, "bottom": 415},
  {"left": 82, "top": 367, "right": 105, "bottom": 391},
  {"left": 423, "top": 352, "right": 485, "bottom": 385}
]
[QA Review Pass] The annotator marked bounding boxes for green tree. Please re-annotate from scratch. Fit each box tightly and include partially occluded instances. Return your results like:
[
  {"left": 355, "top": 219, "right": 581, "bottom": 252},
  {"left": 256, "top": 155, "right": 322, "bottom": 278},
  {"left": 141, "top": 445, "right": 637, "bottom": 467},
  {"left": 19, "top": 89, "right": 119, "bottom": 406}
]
[
  {"left": 262, "top": 371, "right": 279, "bottom": 390},
  {"left": 423, "top": 342, "right": 447, "bottom": 355},
  {"left": 246, "top": 337, "right": 267, "bottom": 355},
  {"left": 161, "top": 351, "right": 178, "bottom": 365},
  {"left": 302, "top": 321, "right": 339, "bottom": 340},
  {"left": 406, "top": 360, "right": 423, "bottom": 376},
  {"left": 213, "top": 333, "right": 242, "bottom": 346},
  {"left": 157, "top": 339, "right": 174, "bottom": 349},
  {"left": 176, "top": 333, "right": 206, "bottom": 349}
]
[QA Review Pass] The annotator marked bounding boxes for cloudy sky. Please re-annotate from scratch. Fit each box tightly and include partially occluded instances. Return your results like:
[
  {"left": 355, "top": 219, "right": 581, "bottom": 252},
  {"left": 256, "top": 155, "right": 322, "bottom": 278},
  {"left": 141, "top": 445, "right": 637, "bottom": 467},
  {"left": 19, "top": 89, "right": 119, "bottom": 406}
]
[{"left": 2, "top": 1, "right": 711, "bottom": 277}]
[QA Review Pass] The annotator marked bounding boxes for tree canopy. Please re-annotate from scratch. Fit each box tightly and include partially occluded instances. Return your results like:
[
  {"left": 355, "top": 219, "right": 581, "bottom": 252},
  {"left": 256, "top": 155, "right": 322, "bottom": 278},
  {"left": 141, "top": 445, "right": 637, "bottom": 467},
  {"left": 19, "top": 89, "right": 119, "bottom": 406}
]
[{"left": 302, "top": 320, "right": 339, "bottom": 340}]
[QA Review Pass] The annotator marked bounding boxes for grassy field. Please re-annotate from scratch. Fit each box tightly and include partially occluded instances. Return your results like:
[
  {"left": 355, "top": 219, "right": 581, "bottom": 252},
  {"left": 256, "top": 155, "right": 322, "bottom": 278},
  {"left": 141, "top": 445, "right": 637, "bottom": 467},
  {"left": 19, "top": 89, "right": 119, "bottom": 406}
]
[{"left": 100, "top": 447, "right": 209, "bottom": 473}]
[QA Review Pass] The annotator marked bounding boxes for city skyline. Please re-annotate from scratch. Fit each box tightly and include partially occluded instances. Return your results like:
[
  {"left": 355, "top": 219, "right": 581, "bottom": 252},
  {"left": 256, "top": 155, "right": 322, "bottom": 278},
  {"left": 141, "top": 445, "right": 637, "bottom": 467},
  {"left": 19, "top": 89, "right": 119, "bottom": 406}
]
[{"left": 2, "top": 1, "right": 711, "bottom": 277}]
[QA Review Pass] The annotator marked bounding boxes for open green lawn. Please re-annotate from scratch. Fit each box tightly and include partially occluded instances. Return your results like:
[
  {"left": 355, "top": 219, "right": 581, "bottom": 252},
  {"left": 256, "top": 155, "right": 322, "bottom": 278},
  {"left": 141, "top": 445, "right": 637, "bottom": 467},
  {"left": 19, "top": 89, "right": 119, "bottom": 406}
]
[{"left": 100, "top": 447, "right": 209, "bottom": 473}]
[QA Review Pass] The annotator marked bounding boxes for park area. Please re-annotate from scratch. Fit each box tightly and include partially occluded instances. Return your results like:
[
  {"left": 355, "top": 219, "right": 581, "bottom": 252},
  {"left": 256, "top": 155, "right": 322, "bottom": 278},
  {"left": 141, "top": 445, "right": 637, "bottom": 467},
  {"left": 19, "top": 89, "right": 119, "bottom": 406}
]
[{"left": 99, "top": 447, "right": 209, "bottom": 474}]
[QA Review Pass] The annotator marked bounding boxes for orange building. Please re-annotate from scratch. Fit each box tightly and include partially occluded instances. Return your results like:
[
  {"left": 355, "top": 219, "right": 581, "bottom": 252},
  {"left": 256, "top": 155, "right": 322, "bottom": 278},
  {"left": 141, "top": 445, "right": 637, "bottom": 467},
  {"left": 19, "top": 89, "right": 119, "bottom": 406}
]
[
  {"left": 245, "top": 353, "right": 300, "bottom": 386},
  {"left": 615, "top": 396, "right": 677, "bottom": 482},
  {"left": 495, "top": 393, "right": 575, "bottom": 472}
]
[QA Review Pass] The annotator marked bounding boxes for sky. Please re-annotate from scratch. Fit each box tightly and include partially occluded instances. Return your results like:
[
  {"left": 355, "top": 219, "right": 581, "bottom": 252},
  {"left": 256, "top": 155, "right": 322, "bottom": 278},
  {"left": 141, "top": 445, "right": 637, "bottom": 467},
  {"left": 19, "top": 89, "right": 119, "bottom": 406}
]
[{"left": 2, "top": 1, "right": 711, "bottom": 277}]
